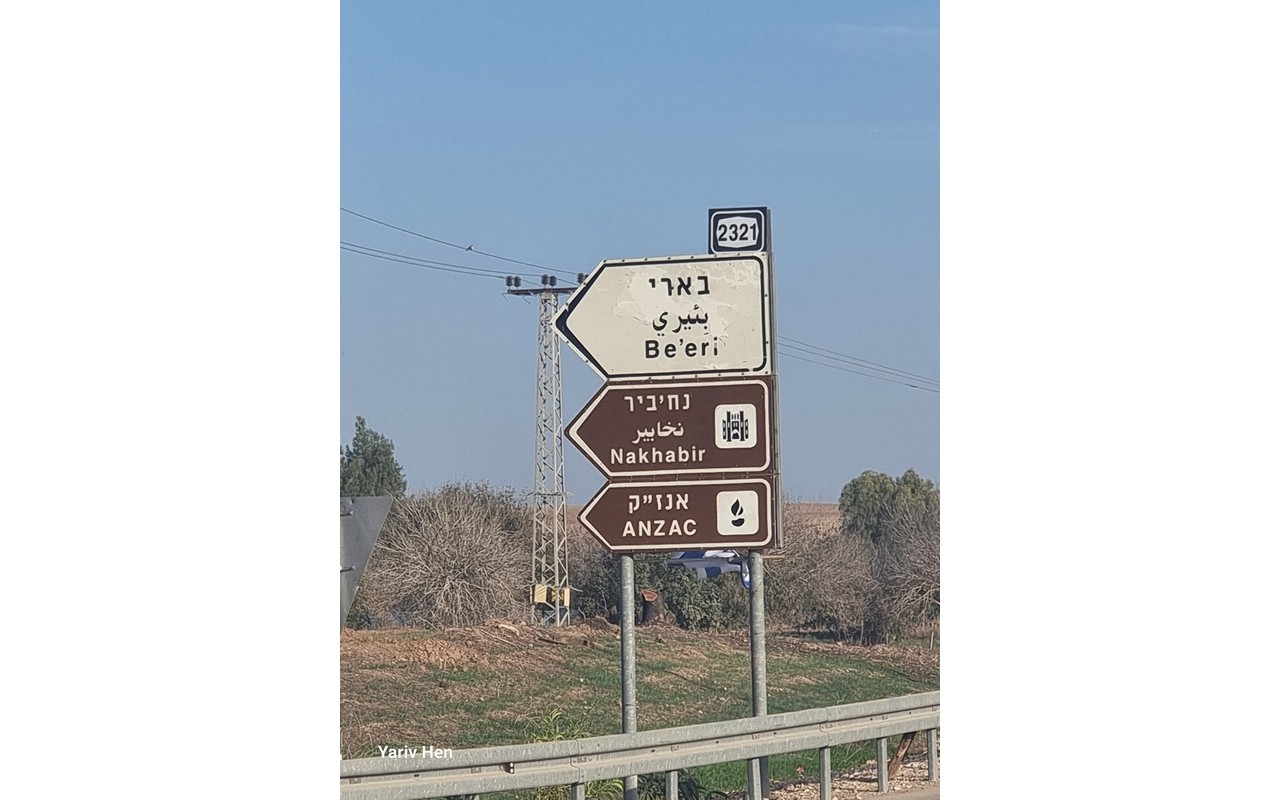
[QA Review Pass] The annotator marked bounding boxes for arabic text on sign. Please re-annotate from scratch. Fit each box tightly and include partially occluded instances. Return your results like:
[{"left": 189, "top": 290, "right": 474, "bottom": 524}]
[{"left": 630, "top": 422, "right": 686, "bottom": 443}]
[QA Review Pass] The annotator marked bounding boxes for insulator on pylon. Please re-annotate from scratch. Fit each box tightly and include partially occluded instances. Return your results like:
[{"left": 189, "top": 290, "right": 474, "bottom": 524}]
[
  {"left": 514, "top": 276, "right": 521, "bottom": 288},
  {"left": 577, "top": 273, "right": 586, "bottom": 283},
  {"left": 549, "top": 275, "right": 557, "bottom": 286}
]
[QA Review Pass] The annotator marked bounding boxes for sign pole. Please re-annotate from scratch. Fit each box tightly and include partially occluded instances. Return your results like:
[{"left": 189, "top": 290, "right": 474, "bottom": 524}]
[
  {"left": 708, "top": 208, "right": 777, "bottom": 799},
  {"left": 620, "top": 554, "right": 638, "bottom": 800},
  {"left": 556, "top": 207, "right": 779, "bottom": 800},
  {"left": 748, "top": 549, "right": 769, "bottom": 798}
]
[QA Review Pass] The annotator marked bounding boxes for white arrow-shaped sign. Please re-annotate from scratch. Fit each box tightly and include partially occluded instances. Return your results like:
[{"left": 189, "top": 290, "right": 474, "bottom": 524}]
[{"left": 554, "top": 253, "right": 772, "bottom": 379}]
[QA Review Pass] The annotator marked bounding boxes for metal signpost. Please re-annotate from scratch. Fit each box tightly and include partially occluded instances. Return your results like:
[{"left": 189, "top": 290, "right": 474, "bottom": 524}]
[
  {"left": 555, "top": 209, "right": 778, "bottom": 800},
  {"left": 709, "top": 206, "right": 776, "bottom": 797}
]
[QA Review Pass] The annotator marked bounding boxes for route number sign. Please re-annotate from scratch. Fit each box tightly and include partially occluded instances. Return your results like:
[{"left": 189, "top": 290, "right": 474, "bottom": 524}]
[{"left": 709, "top": 207, "right": 770, "bottom": 254}]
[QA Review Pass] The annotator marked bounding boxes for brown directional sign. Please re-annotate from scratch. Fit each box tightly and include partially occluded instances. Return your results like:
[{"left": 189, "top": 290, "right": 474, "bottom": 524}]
[
  {"left": 567, "top": 378, "right": 772, "bottom": 478},
  {"left": 579, "top": 477, "right": 774, "bottom": 552}
]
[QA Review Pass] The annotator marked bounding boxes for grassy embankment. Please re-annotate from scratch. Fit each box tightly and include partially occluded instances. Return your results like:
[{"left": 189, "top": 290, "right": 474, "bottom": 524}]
[{"left": 341, "top": 621, "right": 938, "bottom": 795}]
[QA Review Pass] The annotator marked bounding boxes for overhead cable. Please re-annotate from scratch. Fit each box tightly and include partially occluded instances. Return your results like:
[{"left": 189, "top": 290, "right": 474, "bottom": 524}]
[{"left": 341, "top": 207, "right": 579, "bottom": 277}]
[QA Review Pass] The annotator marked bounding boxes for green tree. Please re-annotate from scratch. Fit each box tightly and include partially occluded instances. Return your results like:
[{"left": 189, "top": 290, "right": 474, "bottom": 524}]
[
  {"left": 838, "top": 468, "right": 940, "bottom": 643},
  {"left": 838, "top": 470, "right": 895, "bottom": 542},
  {"left": 340, "top": 416, "right": 408, "bottom": 497}
]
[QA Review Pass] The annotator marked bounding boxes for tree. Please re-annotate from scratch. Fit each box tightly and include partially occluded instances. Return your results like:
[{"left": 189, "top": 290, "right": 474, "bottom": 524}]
[
  {"left": 838, "top": 469, "right": 940, "bottom": 643},
  {"left": 838, "top": 470, "right": 899, "bottom": 542},
  {"left": 340, "top": 416, "right": 408, "bottom": 497},
  {"left": 839, "top": 468, "right": 936, "bottom": 543}
]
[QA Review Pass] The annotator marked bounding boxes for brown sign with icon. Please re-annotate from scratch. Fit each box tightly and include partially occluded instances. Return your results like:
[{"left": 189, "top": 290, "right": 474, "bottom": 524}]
[{"left": 577, "top": 477, "right": 774, "bottom": 552}]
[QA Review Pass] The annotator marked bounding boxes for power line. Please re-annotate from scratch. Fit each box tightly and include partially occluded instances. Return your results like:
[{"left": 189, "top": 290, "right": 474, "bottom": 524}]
[
  {"left": 779, "top": 335, "right": 938, "bottom": 386},
  {"left": 779, "top": 346, "right": 940, "bottom": 393},
  {"left": 341, "top": 241, "right": 539, "bottom": 279},
  {"left": 341, "top": 210, "right": 935, "bottom": 393},
  {"left": 340, "top": 243, "right": 511, "bottom": 281},
  {"left": 341, "top": 207, "right": 579, "bottom": 277}
]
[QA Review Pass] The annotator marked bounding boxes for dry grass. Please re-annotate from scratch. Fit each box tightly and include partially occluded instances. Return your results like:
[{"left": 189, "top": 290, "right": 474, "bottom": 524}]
[{"left": 340, "top": 618, "right": 938, "bottom": 759}]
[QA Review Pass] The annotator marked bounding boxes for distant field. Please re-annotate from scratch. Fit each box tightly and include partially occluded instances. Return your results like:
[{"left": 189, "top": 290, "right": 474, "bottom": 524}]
[{"left": 341, "top": 619, "right": 937, "bottom": 793}]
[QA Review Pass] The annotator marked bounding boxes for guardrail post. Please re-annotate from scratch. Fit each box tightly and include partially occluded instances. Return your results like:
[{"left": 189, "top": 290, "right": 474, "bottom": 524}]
[
  {"left": 927, "top": 728, "right": 938, "bottom": 780},
  {"left": 819, "top": 746, "right": 832, "bottom": 800},
  {"left": 876, "top": 737, "right": 889, "bottom": 793},
  {"left": 620, "top": 554, "right": 638, "bottom": 800},
  {"left": 573, "top": 786, "right": 586, "bottom": 800},
  {"left": 665, "top": 770, "right": 679, "bottom": 800}
]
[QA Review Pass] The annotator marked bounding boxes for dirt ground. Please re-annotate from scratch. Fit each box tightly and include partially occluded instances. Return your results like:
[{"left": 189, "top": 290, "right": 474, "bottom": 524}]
[
  {"left": 340, "top": 618, "right": 939, "bottom": 681},
  {"left": 754, "top": 751, "right": 940, "bottom": 800}
]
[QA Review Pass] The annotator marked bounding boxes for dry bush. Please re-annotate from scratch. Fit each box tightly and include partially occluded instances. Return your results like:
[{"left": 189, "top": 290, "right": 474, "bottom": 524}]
[
  {"left": 357, "top": 482, "right": 532, "bottom": 628},
  {"left": 871, "top": 491, "right": 940, "bottom": 642},
  {"left": 767, "top": 500, "right": 876, "bottom": 639}
]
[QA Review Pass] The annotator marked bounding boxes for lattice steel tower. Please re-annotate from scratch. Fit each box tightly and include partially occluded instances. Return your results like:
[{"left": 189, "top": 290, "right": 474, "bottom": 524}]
[{"left": 507, "top": 274, "right": 576, "bottom": 625}]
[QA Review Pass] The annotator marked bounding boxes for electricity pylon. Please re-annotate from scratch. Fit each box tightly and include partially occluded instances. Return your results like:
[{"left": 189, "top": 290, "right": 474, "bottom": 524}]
[{"left": 507, "top": 274, "right": 577, "bottom": 625}]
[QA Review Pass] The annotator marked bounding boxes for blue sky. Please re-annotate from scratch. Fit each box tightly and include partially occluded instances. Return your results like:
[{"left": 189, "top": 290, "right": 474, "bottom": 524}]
[{"left": 341, "top": 1, "right": 939, "bottom": 501}]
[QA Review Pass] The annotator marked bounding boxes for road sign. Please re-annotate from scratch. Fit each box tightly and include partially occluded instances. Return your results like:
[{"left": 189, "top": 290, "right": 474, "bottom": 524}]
[
  {"left": 567, "top": 378, "right": 773, "bottom": 478},
  {"left": 554, "top": 253, "right": 772, "bottom": 380},
  {"left": 340, "top": 496, "right": 392, "bottom": 628},
  {"left": 709, "top": 207, "right": 771, "bottom": 254},
  {"left": 578, "top": 477, "right": 775, "bottom": 552}
]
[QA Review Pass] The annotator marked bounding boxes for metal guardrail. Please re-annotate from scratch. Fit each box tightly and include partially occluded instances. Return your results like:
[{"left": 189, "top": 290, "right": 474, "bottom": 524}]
[{"left": 340, "top": 691, "right": 939, "bottom": 800}]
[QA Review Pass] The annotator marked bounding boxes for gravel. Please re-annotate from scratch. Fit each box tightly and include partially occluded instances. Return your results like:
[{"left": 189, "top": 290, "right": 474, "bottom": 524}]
[{"left": 727, "top": 752, "right": 939, "bottom": 800}]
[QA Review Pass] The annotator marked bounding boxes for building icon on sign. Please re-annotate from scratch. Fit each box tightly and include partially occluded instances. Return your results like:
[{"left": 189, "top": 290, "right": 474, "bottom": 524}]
[
  {"left": 722, "top": 410, "right": 750, "bottom": 443},
  {"left": 714, "top": 403, "right": 757, "bottom": 450}
]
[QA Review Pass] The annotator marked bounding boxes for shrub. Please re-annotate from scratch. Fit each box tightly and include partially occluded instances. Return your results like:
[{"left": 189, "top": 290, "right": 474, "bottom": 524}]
[
  {"left": 572, "top": 552, "right": 748, "bottom": 631},
  {"left": 767, "top": 500, "right": 875, "bottom": 640},
  {"left": 357, "top": 482, "right": 532, "bottom": 627}
]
